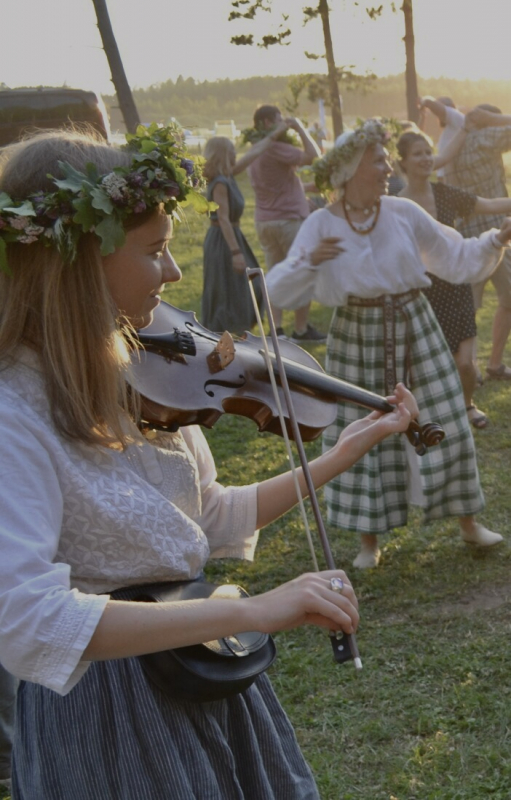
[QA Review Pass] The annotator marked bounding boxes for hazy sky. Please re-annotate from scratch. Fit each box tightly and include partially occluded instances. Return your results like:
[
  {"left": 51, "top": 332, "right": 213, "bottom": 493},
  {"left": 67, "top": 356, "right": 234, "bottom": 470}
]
[{"left": 1, "top": 0, "right": 510, "bottom": 96}]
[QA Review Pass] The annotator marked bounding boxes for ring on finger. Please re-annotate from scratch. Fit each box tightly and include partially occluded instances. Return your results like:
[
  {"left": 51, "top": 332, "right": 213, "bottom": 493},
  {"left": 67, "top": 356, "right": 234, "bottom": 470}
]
[{"left": 330, "top": 577, "right": 345, "bottom": 594}]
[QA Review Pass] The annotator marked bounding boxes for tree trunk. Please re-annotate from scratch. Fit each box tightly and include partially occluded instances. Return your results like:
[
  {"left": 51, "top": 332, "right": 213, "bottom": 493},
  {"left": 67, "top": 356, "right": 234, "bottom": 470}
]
[
  {"left": 91, "top": 0, "right": 141, "bottom": 133},
  {"left": 402, "top": 0, "right": 419, "bottom": 123},
  {"left": 318, "top": 0, "right": 343, "bottom": 137}
]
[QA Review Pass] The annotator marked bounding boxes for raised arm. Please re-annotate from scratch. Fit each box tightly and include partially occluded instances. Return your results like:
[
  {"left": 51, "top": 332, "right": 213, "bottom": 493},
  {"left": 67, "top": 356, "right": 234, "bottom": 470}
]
[
  {"left": 432, "top": 127, "right": 467, "bottom": 170},
  {"left": 419, "top": 96, "right": 448, "bottom": 126},
  {"left": 465, "top": 108, "right": 511, "bottom": 130},
  {"left": 232, "top": 120, "right": 289, "bottom": 175},
  {"left": 284, "top": 117, "right": 321, "bottom": 165}
]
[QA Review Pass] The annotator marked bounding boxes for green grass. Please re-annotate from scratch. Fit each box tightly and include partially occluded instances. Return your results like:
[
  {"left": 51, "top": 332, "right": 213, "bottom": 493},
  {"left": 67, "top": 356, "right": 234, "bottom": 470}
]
[
  {"left": 165, "top": 173, "right": 511, "bottom": 800},
  {"left": 2, "top": 173, "right": 510, "bottom": 800}
]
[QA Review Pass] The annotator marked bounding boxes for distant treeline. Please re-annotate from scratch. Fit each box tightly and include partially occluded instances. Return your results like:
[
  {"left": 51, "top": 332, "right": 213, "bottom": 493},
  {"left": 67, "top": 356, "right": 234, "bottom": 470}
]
[{"left": 103, "top": 73, "right": 511, "bottom": 133}]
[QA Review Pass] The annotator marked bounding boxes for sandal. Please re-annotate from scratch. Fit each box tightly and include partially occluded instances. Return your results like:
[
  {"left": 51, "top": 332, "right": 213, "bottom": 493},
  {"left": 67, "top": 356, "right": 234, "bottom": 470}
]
[
  {"left": 485, "top": 364, "right": 511, "bottom": 380},
  {"left": 466, "top": 405, "right": 489, "bottom": 429}
]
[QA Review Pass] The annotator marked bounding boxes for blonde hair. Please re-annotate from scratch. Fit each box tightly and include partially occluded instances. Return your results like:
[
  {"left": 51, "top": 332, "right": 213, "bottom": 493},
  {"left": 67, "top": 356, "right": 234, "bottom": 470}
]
[
  {"left": 203, "top": 137, "right": 234, "bottom": 180},
  {"left": 0, "top": 129, "right": 153, "bottom": 448}
]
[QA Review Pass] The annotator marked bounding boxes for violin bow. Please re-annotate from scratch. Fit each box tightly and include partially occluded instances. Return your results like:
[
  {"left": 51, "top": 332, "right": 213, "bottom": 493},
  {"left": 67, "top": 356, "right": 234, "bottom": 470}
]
[{"left": 247, "top": 267, "right": 362, "bottom": 671}]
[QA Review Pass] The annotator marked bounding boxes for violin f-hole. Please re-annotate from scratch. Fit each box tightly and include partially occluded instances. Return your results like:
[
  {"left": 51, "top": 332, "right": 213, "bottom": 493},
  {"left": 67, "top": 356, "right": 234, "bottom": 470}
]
[{"left": 204, "top": 376, "right": 247, "bottom": 397}]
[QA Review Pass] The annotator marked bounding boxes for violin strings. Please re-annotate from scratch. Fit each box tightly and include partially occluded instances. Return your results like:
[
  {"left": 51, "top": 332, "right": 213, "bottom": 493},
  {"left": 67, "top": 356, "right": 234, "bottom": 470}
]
[{"left": 247, "top": 276, "right": 319, "bottom": 573}]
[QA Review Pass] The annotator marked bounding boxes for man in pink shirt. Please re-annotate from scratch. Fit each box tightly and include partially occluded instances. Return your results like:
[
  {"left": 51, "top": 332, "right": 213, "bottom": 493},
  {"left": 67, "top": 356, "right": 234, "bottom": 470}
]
[{"left": 248, "top": 105, "right": 326, "bottom": 342}]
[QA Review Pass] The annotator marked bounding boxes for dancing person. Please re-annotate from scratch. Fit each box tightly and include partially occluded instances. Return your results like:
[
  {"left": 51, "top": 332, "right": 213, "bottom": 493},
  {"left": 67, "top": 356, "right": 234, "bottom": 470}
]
[
  {"left": 267, "top": 119, "right": 511, "bottom": 570},
  {"left": 448, "top": 105, "right": 511, "bottom": 380},
  {"left": 419, "top": 95, "right": 465, "bottom": 184},
  {"left": 247, "top": 105, "right": 326, "bottom": 342},
  {"left": 201, "top": 124, "right": 287, "bottom": 334},
  {"left": 397, "top": 129, "right": 511, "bottom": 428},
  {"left": 387, "top": 121, "right": 419, "bottom": 196},
  {"left": 0, "top": 127, "right": 419, "bottom": 799}
]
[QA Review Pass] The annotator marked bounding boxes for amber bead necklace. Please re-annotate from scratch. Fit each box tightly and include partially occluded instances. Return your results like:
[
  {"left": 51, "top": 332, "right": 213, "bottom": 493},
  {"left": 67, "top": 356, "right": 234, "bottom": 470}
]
[{"left": 342, "top": 196, "right": 381, "bottom": 235}]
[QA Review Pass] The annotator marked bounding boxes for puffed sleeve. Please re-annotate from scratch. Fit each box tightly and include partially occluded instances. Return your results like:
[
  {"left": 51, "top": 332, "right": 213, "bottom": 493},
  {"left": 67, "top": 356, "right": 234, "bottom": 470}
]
[
  {"left": 0, "top": 409, "right": 108, "bottom": 695},
  {"left": 402, "top": 198, "right": 504, "bottom": 284},
  {"left": 180, "top": 426, "right": 260, "bottom": 560},
  {"left": 266, "top": 212, "right": 323, "bottom": 309}
]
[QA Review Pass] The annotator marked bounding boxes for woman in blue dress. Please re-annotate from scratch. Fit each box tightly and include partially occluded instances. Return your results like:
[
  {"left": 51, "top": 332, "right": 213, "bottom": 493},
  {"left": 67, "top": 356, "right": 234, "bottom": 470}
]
[{"left": 202, "top": 127, "right": 286, "bottom": 334}]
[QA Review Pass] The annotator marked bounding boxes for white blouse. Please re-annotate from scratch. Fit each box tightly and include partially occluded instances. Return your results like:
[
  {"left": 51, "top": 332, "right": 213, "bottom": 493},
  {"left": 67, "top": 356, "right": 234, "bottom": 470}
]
[
  {"left": 266, "top": 196, "right": 503, "bottom": 310},
  {"left": 0, "top": 352, "right": 258, "bottom": 695}
]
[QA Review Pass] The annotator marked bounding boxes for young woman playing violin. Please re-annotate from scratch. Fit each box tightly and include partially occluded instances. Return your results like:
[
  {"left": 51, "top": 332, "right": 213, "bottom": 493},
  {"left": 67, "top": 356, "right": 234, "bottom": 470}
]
[{"left": 0, "top": 127, "right": 418, "bottom": 800}]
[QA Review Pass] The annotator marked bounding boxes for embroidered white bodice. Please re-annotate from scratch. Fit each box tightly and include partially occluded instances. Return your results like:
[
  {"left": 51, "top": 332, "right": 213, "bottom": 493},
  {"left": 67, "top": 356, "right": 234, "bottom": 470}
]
[{"left": 0, "top": 352, "right": 258, "bottom": 694}]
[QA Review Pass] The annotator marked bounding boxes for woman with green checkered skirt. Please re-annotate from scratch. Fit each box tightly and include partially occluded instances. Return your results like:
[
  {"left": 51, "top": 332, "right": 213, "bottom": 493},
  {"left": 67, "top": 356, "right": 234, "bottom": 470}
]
[{"left": 267, "top": 119, "right": 511, "bottom": 569}]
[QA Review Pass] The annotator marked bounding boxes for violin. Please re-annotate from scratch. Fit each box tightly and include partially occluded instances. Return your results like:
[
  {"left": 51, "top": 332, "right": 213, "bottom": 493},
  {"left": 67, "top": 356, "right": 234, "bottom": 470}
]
[
  {"left": 130, "top": 301, "right": 445, "bottom": 456},
  {"left": 131, "top": 292, "right": 445, "bottom": 670}
]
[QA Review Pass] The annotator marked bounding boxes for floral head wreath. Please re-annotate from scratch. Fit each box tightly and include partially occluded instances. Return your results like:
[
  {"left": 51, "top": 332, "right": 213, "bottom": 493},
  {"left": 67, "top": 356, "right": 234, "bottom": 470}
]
[
  {"left": 313, "top": 118, "right": 393, "bottom": 193},
  {"left": 241, "top": 124, "right": 300, "bottom": 148},
  {"left": 0, "top": 122, "right": 213, "bottom": 273}
]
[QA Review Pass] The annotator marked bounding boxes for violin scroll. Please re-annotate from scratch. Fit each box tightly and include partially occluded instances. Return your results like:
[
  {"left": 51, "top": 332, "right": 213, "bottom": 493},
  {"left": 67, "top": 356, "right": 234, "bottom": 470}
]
[
  {"left": 420, "top": 422, "right": 446, "bottom": 447},
  {"left": 405, "top": 420, "right": 445, "bottom": 456}
]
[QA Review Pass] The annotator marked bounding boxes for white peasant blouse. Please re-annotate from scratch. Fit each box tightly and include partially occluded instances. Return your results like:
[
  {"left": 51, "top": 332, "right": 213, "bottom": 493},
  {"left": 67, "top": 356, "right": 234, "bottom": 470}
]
[
  {"left": 266, "top": 196, "right": 503, "bottom": 309},
  {"left": 0, "top": 351, "right": 258, "bottom": 695}
]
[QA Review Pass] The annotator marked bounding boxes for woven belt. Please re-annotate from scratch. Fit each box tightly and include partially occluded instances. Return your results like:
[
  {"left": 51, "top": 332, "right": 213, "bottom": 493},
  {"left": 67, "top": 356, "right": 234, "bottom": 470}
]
[
  {"left": 210, "top": 220, "right": 240, "bottom": 227},
  {"left": 347, "top": 290, "right": 420, "bottom": 394},
  {"left": 346, "top": 289, "right": 420, "bottom": 308}
]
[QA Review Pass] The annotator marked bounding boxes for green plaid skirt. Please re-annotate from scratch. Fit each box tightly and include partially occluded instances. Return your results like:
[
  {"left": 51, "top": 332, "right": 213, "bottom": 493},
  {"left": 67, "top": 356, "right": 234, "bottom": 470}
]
[{"left": 323, "top": 293, "right": 484, "bottom": 535}]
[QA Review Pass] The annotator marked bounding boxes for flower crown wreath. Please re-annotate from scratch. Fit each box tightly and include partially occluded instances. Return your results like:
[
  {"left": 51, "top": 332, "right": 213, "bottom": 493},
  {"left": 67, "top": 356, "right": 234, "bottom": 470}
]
[
  {"left": 313, "top": 118, "right": 393, "bottom": 193},
  {"left": 241, "top": 124, "right": 300, "bottom": 148},
  {"left": 0, "top": 122, "right": 213, "bottom": 273}
]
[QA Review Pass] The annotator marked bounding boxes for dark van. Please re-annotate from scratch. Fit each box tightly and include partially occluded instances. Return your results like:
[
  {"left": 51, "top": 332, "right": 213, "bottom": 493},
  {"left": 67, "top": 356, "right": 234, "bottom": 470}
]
[{"left": 0, "top": 87, "right": 110, "bottom": 146}]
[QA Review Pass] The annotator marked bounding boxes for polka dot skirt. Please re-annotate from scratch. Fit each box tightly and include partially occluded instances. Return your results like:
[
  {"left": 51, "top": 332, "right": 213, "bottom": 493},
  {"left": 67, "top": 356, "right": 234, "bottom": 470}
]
[{"left": 423, "top": 182, "right": 478, "bottom": 354}]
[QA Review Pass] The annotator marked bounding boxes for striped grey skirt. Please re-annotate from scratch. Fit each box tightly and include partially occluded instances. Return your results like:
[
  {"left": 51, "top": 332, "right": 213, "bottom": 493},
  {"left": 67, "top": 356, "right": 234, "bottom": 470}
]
[
  {"left": 11, "top": 658, "right": 319, "bottom": 799},
  {"left": 323, "top": 293, "right": 484, "bottom": 535}
]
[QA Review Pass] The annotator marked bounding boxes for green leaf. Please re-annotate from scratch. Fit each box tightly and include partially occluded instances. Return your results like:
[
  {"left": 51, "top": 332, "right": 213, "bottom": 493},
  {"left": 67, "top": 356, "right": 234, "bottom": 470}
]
[
  {"left": 180, "top": 190, "right": 211, "bottom": 214},
  {"left": 0, "top": 192, "right": 13, "bottom": 210},
  {"left": 72, "top": 197, "right": 97, "bottom": 231},
  {"left": 0, "top": 238, "right": 11, "bottom": 275},
  {"left": 3, "top": 200, "right": 36, "bottom": 217},
  {"left": 140, "top": 139, "right": 157, "bottom": 154},
  {"left": 95, "top": 216, "right": 126, "bottom": 256},
  {"left": 130, "top": 152, "right": 151, "bottom": 164},
  {"left": 90, "top": 187, "right": 114, "bottom": 214},
  {"left": 174, "top": 166, "right": 187, "bottom": 182},
  {"left": 53, "top": 162, "right": 88, "bottom": 193},
  {"left": 85, "top": 162, "right": 100, "bottom": 183}
]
